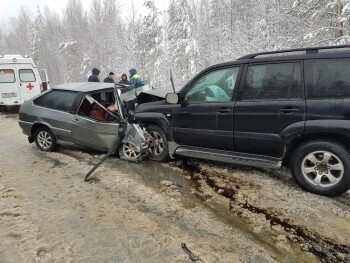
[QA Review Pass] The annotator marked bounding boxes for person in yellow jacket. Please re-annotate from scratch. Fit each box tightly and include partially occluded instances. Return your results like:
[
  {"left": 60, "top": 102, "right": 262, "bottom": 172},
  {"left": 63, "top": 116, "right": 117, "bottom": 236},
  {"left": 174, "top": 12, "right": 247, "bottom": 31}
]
[{"left": 129, "top": 68, "right": 142, "bottom": 89}]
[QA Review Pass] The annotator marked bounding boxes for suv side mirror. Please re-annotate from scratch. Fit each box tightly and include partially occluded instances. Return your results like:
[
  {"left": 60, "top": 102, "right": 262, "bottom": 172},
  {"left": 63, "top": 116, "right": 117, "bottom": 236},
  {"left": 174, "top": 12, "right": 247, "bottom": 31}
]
[{"left": 165, "top": 93, "right": 179, "bottom": 104}]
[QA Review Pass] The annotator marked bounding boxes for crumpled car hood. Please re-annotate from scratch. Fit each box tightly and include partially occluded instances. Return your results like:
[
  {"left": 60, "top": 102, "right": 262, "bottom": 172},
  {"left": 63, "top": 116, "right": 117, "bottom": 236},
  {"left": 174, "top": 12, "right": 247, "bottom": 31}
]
[{"left": 137, "top": 85, "right": 181, "bottom": 104}]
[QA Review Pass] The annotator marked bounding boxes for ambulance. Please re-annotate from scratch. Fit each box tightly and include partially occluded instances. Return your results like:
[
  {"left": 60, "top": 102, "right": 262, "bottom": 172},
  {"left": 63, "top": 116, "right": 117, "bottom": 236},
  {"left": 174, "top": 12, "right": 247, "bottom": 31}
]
[{"left": 0, "top": 54, "right": 48, "bottom": 108}]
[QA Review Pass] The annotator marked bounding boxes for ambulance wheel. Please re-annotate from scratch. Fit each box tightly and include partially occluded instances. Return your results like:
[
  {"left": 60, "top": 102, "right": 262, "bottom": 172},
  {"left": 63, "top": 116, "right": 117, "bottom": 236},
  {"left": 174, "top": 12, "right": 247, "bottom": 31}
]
[{"left": 34, "top": 126, "right": 57, "bottom": 152}]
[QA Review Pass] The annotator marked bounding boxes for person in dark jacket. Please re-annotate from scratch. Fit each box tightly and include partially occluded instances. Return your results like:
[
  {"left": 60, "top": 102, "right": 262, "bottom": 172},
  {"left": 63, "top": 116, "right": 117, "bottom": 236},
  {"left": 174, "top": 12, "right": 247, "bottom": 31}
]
[
  {"left": 103, "top": 72, "right": 115, "bottom": 83},
  {"left": 119, "top": 73, "right": 130, "bottom": 85},
  {"left": 129, "top": 68, "right": 142, "bottom": 89},
  {"left": 88, "top": 68, "right": 100, "bottom": 82}
]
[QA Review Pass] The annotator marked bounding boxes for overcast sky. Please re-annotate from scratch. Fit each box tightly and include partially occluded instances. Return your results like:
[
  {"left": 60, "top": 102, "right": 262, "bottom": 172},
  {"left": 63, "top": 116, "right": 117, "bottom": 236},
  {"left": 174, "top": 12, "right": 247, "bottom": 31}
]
[{"left": 0, "top": 0, "right": 169, "bottom": 23}]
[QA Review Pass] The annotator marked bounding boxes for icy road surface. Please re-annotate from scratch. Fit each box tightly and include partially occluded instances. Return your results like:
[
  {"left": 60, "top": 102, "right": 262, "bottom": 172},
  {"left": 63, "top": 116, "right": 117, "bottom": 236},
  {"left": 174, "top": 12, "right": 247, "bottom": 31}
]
[{"left": 0, "top": 113, "right": 349, "bottom": 262}]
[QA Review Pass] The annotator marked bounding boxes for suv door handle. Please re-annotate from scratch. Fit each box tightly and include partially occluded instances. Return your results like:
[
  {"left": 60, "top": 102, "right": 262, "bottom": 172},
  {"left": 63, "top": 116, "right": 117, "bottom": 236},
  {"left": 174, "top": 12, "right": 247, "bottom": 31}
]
[
  {"left": 279, "top": 108, "right": 299, "bottom": 114},
  {"left": 217, "top": 108, "right": 232, "bottom": 113}
]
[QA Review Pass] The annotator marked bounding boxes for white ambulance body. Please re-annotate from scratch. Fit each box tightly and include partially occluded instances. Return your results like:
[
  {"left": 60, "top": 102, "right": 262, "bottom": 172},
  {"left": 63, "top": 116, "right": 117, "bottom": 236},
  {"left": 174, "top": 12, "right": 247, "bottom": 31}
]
[{"left": 0, "top": 55, "right": 47, "bottom": 106}]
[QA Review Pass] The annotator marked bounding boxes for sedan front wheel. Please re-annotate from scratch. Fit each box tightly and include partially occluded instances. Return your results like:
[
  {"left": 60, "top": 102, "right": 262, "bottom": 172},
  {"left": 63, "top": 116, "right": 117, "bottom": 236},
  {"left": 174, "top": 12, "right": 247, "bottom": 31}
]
[{"left": 119, "top": 142, "right": 142, "bottom": 161}]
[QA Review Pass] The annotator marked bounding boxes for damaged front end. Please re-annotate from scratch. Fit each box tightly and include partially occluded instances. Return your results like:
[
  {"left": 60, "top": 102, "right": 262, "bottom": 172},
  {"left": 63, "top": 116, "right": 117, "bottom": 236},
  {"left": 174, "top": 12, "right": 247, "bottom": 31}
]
[
  {"left": 119, "top": 123, "right": 149, "bottom": 161},
  {"left": 84, "top": 85, "right": 150, "bottom": 181}
]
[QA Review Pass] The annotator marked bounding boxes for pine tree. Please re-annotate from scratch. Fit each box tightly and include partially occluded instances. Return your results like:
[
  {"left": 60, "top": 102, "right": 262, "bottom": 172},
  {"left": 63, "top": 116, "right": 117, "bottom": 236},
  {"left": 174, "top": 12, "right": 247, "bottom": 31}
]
[
  {"left": 167, "top": 0, "right": 200, "bottom": 82},
  {"left": 100, "top": 0, "right": 126, "bottom": 75},
  {"left": 140, "top": 0, "right": 163, "bottom": 86},
  {"left": 125, "top": 0, "right": 143, "bottom": 77},
  {"left": 195, "top": 0, "right": 212, "bottom": 68},
  {"left": 30, "top": 6, "right": 45, "bottom": 67},
  {"left": 61, "top": 0, "right": 89, "bottom": 82},
  {"left": 41, "top": 6, "right": 65, "bottom": 84},
  {"left": 289, "top": 0, "right": 350, "bottom": 45}
]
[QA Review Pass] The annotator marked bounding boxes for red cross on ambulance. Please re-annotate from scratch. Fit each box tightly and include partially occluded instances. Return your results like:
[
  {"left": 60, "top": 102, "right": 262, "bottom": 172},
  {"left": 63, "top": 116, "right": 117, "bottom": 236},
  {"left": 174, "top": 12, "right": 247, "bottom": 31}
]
[{"left": 26, "top": 83, "right": 34, "bottom": 90}]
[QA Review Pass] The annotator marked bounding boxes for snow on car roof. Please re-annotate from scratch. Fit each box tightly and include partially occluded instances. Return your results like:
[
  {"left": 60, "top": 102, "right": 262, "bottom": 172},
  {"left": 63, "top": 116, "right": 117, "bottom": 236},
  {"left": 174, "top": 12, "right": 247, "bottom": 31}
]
[{"left": 53, "top": 82, "right": 122, "bottom": 93}]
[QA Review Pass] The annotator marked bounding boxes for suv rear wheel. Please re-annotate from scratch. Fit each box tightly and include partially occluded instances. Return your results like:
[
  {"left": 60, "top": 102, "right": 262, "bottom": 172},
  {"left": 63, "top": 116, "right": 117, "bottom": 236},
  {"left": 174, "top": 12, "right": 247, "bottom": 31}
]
[
  {"left": 290, "top": 141, "right": 350, "bottom": 196},
  {"left": 34, "top": 126, "right": 57, "bottom": 152},
  {"left": 147, "top": 125, "right": 169, "bottom": 162}
]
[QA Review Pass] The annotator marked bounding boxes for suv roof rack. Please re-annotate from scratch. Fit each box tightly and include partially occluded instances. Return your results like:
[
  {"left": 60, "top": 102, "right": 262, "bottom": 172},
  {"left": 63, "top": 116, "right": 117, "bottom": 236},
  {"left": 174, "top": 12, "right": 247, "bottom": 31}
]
[{"left": 237, "top": 45, "right": 350, "bottom": 60}]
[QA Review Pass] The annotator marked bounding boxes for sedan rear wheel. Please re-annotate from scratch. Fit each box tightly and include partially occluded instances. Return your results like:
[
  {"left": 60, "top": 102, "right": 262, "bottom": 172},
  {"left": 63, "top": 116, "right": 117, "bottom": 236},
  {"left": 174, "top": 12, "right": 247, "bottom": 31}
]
[{"left": 34, "top": 127, "right": 57, "bottom": 152}]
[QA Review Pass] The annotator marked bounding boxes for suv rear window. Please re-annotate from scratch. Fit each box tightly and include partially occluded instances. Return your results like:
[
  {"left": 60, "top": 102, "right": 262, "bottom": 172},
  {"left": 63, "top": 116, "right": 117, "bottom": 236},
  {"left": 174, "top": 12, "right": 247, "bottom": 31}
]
[
  {"left": 241, "top": 62, "right": 302, "bottom": 100},
  {"left": 305, "top": 58, "right": 350, "bottom": 98},
  {"left": 0, "top": 69, "right": 15, "bottom": 83},
  {"left": 34, "top": 90, "right": 77, "bottom": 112}
]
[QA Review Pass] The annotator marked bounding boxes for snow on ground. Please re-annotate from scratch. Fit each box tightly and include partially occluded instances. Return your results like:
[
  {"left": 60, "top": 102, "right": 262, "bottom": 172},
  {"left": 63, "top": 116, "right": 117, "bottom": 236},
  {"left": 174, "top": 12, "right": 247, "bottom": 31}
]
[{"left": 0, "top": 113, "right": 349, "bottom": 262}]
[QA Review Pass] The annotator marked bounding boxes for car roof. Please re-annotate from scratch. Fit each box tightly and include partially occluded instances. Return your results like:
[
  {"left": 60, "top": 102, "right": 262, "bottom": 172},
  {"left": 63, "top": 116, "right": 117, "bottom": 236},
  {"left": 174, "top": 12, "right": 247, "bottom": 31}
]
[
  {"left": 53, "top": 82, "right": 121, "bottom": 93},
  {"left": 204, "top": 45, "right": 350, "bottom": 69}
]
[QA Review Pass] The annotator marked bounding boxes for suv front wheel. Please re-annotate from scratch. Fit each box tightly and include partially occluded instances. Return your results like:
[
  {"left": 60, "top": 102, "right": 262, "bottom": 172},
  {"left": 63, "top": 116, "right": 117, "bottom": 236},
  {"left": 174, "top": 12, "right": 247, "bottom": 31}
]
[
  {"left": 147, "top": 125, "right": 169, "bottom": 162},
  {"left": 290, "top": 141, "right": 350, "bottom": 196}
]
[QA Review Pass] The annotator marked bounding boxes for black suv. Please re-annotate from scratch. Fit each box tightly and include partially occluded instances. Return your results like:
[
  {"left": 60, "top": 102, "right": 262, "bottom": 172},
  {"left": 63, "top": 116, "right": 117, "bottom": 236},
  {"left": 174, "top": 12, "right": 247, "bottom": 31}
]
[{"left": 135, "top": 45, "right": 350, "bottom": 196}]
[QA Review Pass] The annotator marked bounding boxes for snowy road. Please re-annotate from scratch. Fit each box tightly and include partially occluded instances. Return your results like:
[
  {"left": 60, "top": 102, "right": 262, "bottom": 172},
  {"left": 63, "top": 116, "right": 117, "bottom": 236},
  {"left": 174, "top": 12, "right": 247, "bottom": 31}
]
[{"left": 0, "top": 113, "right": 349, "bottom": 262}]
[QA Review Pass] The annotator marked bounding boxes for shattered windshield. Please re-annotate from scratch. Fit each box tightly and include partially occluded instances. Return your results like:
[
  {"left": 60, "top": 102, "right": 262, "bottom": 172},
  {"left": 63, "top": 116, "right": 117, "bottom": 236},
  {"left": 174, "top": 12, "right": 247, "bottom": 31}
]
[
  {"left": 77, "top": 88, "right": 120, "bottom": 121},
  {"left": 118, "top": 81, "right": 151, "bottom": 102}
]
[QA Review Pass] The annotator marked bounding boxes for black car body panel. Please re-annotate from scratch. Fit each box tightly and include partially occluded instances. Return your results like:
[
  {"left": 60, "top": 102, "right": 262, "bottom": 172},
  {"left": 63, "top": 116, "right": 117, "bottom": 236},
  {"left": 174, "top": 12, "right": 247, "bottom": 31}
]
[{"left": 135, "top": 45, "right": 350, "bottom": 196}]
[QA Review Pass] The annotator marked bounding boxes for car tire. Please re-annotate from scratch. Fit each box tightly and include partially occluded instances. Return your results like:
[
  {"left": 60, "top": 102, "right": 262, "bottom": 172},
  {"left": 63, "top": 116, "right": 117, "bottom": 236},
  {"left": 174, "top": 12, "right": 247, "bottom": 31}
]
[
  {"left": 290, "top": 140, "right": 350, "bottom": 196},
  {"left": 118, "top": 142, "right": 142, "bottom": 162},
  {"left": 34, "top": 126, "right": 57, "bottom": 152},
  {"left": 147, "top": 125, "right": 169, "bottom": 162}
]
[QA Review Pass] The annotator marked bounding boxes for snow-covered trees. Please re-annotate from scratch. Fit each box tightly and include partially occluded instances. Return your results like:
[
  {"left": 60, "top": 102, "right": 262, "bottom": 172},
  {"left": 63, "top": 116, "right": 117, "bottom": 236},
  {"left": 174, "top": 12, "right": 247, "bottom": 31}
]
[
  {"left": 289, "top": 0, "right": 350, "bottom": 45},
  {"left": 167, "top": 0, "right": 200, "bottom": 82},
  {"left": 124, "top": 0, "right": 143, "bottom": 78},
  {"left": 59, "top": 0, "right": 87, "bottom": 82},
  {"left": 6, "top": 6, "right": 32, "bottom": 55},
  {"left": 30, "top": 6, "right": 45, "bottom": 67},
  {"left": 88, "top": 0, "right": 126, "bottom": 76},
  {"left": 1, "top": 0, "right": 348, "bottom": 86},
  {"left": 140, "top": 0, "right": 163, "bottom": 86}
]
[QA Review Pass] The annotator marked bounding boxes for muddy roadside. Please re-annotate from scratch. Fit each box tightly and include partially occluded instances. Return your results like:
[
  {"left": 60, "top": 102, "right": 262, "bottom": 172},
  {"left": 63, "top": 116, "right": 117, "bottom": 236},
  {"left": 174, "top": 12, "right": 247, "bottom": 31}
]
[
  {"left": 174, "top": 160, "right": 350, "bottom": 262},
  {"left": 0, "top": 113, "right": 349, "bottom": 262}
]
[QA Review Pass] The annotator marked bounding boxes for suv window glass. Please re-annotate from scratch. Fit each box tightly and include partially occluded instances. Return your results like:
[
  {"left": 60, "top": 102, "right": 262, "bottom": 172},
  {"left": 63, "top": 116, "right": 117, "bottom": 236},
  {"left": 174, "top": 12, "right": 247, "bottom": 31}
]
[
  {"left": 34, "top": 90, "right": 77, "bottom": 112},
  {"left": 184, "top": 67, "right": 239, "bottom": 103},
  {"left": 19, "top": 69, "right": 36, "bottom": 82},
  {"left": 305, "top": 59, "right": 350, "bottom": 98},
  {"left": 241, "top": 62, "right": 302, "bottom": 100},
  {"left": 0, "top": 69, "right": 15, "bottom": 83}
]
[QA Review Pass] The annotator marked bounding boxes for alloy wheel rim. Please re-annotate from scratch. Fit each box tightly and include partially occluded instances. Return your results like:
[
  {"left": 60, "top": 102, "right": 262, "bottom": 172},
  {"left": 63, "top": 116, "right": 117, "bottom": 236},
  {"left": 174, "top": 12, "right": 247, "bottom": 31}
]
[
  {"left": 122, "top": 143, "right": 141, "bottom": 160},
  {"left": 38, "top": 131, "right": 52, "bottom": 149},
  {"left": 301, "top": 151, "right": 344, "bottom": 188},
  {"left": 148, "top": 131, "right": 164, "bottom": 156}
]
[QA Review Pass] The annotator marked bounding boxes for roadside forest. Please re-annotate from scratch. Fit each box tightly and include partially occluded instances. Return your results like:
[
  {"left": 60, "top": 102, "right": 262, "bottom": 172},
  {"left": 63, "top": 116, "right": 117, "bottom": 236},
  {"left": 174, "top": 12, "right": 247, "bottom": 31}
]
[{"left": 1, "top": 0, "right": 349, "bottom": 86}]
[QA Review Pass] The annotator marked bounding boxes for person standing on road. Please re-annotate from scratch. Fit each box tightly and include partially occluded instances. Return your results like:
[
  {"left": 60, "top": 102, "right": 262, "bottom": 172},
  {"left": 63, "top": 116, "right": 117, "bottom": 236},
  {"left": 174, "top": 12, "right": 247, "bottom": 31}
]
[
  {"left": 129, "top": 68, "right": 142, "bottom": 89},
  {"left": 88, "top": 68, "right": 100, "bottom": 82},
  {"left": 103, "top": 72, "right": 115, "bottom": 83},
  {"left": 119, "top": 73, "right": 130, "bottom": 85}
]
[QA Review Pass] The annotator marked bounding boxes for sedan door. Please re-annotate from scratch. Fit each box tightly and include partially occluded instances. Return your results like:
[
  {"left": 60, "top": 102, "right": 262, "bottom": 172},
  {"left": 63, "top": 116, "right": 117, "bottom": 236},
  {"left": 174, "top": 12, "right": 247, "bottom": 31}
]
[{"left": 70, "top": 94, "right": 122, "bottom": 152}]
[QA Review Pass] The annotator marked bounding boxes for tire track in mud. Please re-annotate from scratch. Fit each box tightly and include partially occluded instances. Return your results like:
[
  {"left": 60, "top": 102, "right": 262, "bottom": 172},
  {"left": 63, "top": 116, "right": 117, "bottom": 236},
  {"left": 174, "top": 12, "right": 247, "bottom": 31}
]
[{"left": 178, "top": 160, "right": 350, "bottom": 263}]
